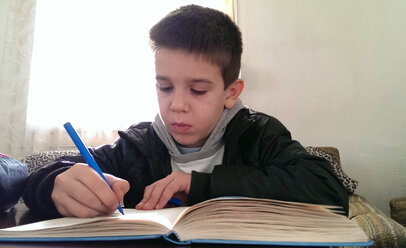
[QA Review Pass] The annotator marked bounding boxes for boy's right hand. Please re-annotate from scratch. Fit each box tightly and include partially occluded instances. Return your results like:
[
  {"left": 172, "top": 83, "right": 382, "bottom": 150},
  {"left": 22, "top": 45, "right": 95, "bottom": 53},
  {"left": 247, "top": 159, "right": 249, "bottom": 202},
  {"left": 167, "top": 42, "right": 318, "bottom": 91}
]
[{"left": 51, "top": 163, "right": 130, "bottom": 218}]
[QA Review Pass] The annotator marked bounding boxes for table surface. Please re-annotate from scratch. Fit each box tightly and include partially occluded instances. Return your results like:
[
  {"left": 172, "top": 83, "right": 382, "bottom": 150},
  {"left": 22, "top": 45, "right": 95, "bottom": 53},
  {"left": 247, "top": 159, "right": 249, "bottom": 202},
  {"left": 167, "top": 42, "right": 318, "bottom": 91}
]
[{"left": 0, "top": 204, "right": 321, "bottom": 248}]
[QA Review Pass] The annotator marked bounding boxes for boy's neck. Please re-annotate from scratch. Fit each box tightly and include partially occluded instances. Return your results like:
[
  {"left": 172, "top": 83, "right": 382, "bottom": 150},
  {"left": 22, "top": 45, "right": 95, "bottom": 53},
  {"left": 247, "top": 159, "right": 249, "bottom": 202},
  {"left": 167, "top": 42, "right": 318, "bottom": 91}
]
[{"left": 177, "top": 144, "right": 202, "bottom": 154}]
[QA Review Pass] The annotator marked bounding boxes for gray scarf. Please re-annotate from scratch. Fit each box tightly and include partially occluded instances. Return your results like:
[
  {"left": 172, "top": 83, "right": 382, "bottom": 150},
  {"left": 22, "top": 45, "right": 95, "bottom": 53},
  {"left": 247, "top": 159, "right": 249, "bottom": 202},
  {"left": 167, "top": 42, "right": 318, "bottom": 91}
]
[{"left": 152, "top": 99, "right": 246, "bottom": 163}]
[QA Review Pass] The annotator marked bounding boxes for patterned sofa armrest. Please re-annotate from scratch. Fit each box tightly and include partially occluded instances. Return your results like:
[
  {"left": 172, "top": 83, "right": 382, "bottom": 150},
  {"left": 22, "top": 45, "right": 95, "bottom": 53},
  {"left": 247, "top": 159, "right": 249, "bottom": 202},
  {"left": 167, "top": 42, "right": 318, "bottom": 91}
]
[
  {"left": 349, "top": 194, "right": 406, "bottom": 247},
  {"left": 22, "top": 150, "right": 80, "bottom": 174}
]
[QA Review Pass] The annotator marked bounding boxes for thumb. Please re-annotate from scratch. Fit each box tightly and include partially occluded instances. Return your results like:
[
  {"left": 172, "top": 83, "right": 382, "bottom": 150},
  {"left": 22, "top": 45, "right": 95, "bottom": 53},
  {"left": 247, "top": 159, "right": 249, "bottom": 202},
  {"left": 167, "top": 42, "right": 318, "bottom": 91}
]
[{"left": 105, "top": 174, "right": 130, "bottom": 202}]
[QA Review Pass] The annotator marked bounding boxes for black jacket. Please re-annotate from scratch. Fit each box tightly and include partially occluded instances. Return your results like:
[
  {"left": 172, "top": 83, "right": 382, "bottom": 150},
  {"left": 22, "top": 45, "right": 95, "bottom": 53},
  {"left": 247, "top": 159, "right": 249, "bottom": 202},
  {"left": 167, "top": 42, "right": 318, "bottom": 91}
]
[{"left": 23, "top": 109, "right": 349, "bottom": 216}]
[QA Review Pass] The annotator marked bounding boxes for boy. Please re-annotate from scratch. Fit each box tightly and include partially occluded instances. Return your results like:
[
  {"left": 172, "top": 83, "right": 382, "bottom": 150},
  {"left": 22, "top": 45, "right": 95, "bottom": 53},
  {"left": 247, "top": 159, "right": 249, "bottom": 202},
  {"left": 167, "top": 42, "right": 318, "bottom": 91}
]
[{"left": 23, "top": 5, "right": 348, "bottom": 218}]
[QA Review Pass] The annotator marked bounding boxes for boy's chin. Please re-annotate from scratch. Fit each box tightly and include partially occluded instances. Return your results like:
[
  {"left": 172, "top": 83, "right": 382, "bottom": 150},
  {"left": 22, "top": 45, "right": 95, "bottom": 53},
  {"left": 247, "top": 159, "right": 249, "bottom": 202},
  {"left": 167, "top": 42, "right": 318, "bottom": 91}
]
[{"left": 174, "top": 137, "right": 206, "bottom": 148}]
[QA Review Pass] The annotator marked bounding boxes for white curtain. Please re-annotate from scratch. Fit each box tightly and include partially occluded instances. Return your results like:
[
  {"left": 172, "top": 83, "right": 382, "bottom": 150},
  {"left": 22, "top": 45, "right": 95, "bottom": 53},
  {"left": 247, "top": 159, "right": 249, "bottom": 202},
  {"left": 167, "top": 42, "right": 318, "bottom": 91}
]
[
  {"left": 1, "top": 0, "right": 234, "bottom": 159},
  {"left": 0, "top": 0, "right": 37, "bottom": 160}
]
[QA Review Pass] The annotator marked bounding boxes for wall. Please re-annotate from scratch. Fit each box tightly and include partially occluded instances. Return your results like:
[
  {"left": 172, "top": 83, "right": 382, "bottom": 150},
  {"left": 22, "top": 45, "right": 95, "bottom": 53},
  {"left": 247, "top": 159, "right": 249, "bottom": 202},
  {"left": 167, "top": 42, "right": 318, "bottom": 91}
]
[{"left": 237, "top": 0, "right": 406, "bottom": 215}]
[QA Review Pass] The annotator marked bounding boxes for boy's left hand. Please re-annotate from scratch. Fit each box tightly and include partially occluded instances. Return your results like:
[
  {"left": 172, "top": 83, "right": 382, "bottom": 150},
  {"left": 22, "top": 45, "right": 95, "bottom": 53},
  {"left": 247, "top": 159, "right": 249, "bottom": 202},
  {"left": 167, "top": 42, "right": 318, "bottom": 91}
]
[{"left": 136, "top": 172, "right": 191, "bottom": 210}]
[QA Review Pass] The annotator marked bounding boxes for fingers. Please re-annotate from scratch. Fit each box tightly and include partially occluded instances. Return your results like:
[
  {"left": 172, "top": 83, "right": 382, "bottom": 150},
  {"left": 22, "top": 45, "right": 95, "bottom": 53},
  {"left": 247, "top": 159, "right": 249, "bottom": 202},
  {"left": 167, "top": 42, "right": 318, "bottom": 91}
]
[
  {"left": 52, "top": 163, "right": 128, "bottom": 217},
  {"left": 53, "top": 192, "right": 107, "bottom": 218},
  {"left": 105, "top": 174, "right": 130, "bottom": 202},
  {"left": 136, "top": 172, "right": 191, "bottom": 210},
  {"left": 140, "top": 176, "right": 176, "bottom": 210}
]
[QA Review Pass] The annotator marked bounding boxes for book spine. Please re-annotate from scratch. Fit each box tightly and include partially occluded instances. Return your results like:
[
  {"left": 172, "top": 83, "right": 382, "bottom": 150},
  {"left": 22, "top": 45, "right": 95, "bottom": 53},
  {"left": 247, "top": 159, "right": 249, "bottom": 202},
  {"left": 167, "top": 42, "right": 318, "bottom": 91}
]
[{"left": 163, "top": 231, "right": 190, "bottom": 245}]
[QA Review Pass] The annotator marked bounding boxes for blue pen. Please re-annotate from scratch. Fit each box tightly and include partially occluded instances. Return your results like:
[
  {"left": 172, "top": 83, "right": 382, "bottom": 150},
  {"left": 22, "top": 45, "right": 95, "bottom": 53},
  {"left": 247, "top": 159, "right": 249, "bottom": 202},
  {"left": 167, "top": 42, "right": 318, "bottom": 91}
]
[
  {"left": 63, "top": 122, "right": 124, "bottom": 215},
  {"left": 169, "top": 197, "right": 182, "bottom": 206}
]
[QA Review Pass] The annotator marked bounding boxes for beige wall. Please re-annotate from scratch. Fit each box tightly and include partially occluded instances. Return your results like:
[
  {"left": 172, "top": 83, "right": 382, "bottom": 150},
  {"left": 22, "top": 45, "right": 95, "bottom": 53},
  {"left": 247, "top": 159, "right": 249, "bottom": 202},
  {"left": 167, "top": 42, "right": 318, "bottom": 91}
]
[{"left": 237, "top": 0, "right": 406, "bottom": 215}]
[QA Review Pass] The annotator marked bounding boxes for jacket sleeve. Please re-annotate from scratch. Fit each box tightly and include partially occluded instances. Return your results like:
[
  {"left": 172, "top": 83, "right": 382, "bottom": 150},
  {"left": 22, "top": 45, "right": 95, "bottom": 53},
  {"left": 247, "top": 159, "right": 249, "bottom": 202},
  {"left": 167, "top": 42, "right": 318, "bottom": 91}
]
[
  {"left": 22, "top": 139, "right": 125, "bottom": 216},
  {"left": 189, "top": 114, "right": 349, "bottom": 215}
]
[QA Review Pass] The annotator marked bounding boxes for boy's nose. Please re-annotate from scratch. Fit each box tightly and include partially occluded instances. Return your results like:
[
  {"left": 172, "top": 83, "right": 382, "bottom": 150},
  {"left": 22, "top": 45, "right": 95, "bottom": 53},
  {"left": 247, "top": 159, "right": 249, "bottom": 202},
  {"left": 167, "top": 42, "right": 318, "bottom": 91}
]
[{"left": 170, "top": 91, "right": 189, "bottom": 112}]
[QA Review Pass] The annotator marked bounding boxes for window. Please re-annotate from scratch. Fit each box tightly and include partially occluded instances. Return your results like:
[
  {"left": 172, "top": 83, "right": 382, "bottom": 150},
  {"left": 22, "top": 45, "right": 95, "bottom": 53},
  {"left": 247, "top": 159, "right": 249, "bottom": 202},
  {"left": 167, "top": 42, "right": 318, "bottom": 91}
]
[{"left": 27, "top": 0, "right": 231, "bottom": 133}]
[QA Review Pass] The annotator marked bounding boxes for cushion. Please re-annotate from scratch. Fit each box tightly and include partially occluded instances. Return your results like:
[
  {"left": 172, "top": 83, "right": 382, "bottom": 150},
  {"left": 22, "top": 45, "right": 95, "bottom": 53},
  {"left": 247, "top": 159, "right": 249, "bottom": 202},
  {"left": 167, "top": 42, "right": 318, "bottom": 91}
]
[
  {"left": 305, "top": 146, "right": 358, "bottom": 193},
  {"left": 0, "top": 154, "right": 29, "bottom": 211}
]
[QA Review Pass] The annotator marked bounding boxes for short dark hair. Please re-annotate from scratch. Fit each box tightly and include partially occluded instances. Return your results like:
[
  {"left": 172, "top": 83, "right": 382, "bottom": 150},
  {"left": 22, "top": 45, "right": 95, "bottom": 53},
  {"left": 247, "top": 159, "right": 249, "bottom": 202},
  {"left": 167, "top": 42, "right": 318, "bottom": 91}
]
[{"left": 149, "top": 5, "right": 242, "bottom": 89}]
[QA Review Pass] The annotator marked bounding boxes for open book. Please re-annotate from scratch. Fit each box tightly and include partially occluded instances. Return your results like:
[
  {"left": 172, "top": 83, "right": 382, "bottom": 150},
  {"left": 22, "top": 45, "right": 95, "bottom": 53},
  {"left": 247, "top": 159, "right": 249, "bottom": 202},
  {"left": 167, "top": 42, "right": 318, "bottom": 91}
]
[{"left": 0, "top": 197, "right": 372, "bottom": 247}]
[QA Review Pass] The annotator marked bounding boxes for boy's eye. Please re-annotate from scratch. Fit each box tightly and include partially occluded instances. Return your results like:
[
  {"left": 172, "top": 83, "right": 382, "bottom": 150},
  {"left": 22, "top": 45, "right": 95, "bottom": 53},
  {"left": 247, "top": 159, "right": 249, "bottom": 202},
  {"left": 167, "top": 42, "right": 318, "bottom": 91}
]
[
  {"left": 159, "top": 87, "right": 173, "bottom": 92},
  {"left": 157, "top": 83, "right": 173, "bottom": 92},
  {"left": 191, "top": 89, "right": 207, "bottom": 95}
]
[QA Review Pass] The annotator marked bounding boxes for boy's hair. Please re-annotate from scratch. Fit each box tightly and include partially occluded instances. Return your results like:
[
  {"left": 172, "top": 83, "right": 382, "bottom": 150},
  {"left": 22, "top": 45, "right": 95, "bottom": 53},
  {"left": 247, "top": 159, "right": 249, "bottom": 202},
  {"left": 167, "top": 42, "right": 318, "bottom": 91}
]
[{"left": 149, "top": 5, "right": 242, "bottom": 89}]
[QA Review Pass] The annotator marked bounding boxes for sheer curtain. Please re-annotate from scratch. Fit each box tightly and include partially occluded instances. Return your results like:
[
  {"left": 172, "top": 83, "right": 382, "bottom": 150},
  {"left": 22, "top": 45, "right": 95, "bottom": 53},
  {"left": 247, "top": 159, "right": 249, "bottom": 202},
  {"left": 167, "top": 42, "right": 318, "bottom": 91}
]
[
  {"left": 0, "top": 0, "right": 37, "bottom": 159},
  {"left": 23, "top": 0, "right": 234, "bottom": 157}
]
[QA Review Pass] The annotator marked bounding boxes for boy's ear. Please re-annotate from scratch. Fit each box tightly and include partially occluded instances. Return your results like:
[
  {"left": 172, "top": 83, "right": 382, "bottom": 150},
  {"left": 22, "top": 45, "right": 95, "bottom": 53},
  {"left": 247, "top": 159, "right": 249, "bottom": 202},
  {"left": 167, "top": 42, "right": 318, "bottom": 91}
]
[{"left": 224, "top": 79, "right": 244, "bottom": 109}]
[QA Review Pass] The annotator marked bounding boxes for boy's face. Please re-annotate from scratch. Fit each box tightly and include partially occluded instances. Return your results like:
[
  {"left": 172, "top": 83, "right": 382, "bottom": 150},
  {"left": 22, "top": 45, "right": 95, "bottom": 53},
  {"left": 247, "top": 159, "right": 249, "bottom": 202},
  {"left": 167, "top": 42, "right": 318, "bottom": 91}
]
[{"left": 154, "top": 47, "right": 238, "bottom": 148}]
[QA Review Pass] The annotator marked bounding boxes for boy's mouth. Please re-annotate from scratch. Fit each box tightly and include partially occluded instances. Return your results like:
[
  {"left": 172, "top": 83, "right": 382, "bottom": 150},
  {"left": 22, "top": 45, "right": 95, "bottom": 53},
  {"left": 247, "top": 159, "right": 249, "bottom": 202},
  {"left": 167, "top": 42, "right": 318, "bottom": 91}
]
[{"left": 172, "top": 123, "right": 191, "bottom": 133}]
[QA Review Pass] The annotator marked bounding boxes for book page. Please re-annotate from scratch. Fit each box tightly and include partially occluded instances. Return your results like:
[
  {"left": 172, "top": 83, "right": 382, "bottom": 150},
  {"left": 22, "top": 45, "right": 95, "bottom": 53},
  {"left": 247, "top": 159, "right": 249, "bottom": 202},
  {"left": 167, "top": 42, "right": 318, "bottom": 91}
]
[
  {"left": 118, "top": 207, "right": 189, "bottom": 230},
  {"left": 173, "top": 197, "right": 369, "bottom": 244},
  {"left": 0, "top": 207, "right": 188, "bottom": 238}
]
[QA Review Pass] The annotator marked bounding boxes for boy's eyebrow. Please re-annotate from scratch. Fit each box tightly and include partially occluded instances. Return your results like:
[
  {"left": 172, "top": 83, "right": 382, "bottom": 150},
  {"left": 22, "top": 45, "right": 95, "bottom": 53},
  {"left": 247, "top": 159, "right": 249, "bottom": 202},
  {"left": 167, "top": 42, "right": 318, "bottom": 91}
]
[
  {"left": 191, "top": 78, "right": 213, "bottom": 84},
  {"left": 156, "top": 75, "right": 170, "bottom": 81},
  {"left": 156, "top": 75, "right": 214, "bottom": 84}
]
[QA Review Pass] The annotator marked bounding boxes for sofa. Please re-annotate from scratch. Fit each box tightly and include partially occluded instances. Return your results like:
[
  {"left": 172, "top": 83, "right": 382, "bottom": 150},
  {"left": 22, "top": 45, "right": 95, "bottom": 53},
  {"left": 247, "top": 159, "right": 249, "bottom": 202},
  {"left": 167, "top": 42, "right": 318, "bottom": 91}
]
[{"left": 21, "top": 147, "right": 406, "bottom": 248}]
